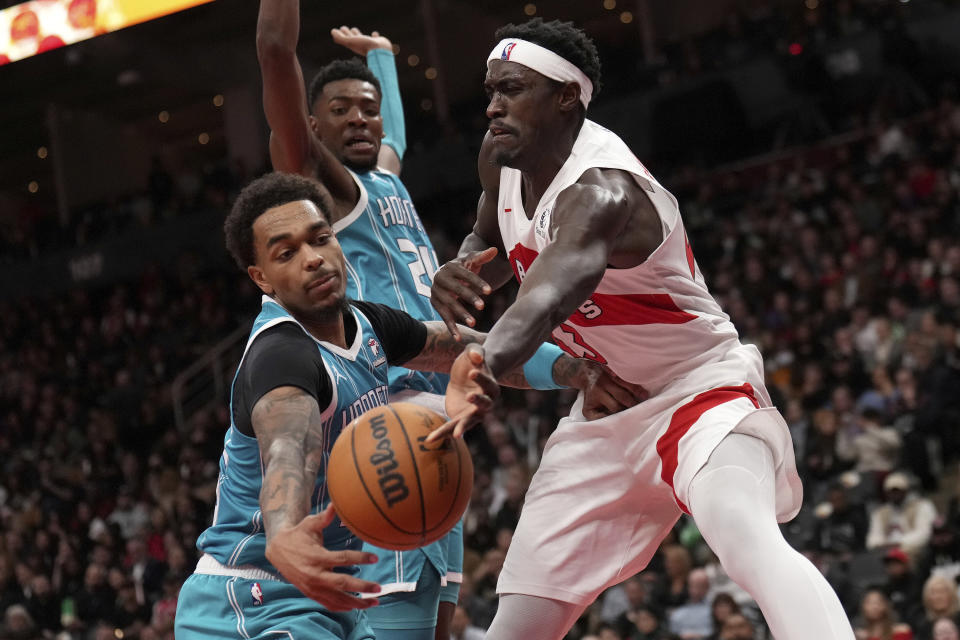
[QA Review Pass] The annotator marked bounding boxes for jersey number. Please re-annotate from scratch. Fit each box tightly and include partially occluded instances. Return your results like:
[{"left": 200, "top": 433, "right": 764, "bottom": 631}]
[
  {"left": 397, "top": 238, "right": 438, "bottom": 298},
  {"left": 555, "top": 322, "right": 607, "bottom": 364}
]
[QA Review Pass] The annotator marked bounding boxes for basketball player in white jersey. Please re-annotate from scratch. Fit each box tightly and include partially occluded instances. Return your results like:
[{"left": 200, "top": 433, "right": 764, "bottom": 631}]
[{"left": 428, "top": 18, "right": 855, "bottom": 640}]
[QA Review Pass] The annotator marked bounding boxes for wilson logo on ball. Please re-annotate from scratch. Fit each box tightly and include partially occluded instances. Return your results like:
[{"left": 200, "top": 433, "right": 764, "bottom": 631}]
[{"left": 368, "top": 413, "right": 410, "bottom": 507}]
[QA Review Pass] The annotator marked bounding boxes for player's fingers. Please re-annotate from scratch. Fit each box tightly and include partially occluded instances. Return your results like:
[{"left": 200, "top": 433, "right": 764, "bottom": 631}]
[
  {"left": 583, "top": 406, "right": 611, "bottom": 421},
  {"left": 601, "top": 379, "right": 642, "bottom": 410},
  {"left": 434, "top": 290, "right": 477, "bottom": 327},
  {"left": 613, "top": 375, "right": 649, "bottom": 401},
  {"left": 322, "top": 592, "right": 379, "bottom": 612},
  {"left": 463, "top": 247, "right": 499, "bottom": 273},
  {"left": 306, "top": 506, "right": 335, "bottom": 531},
  {"left": 425, "top": 421, "right": 455, "bottom": 443},
  {"left": 321, "top": 549, "right": 380, "bottom": 568},
  {"left": 430, "top": 293, "right": 468, "bottom": 338},
  {"left": 318, "top": 572, "right": 381, "bottom": 596},
  {"left": 467, "top": 372, "right": 499, "bottom": 401},
  {"left": 442, "top": 262, "right": 491, "bottom": 296}
]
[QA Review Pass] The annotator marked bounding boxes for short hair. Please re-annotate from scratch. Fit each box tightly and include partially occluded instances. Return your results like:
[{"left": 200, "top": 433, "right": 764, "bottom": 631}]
[
  {"left": 224, "top": 172, "right": 330, "bottom": 270},
  {"left": 307, "top": 58, "right": 382, "bottom": 112},
  {"left": 494, "top": 18, "right": 602, "bottom": 101}
]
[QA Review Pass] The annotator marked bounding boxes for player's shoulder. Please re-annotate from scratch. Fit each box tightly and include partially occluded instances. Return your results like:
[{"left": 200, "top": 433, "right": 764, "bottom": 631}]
[{"left": 246, "top": 321, "right": 315, "bottom": 363}]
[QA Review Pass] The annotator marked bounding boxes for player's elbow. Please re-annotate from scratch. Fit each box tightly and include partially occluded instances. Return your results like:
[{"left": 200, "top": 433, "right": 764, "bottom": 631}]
[{"left": 256, "top": 32, "right": 296, "bottom": 63}]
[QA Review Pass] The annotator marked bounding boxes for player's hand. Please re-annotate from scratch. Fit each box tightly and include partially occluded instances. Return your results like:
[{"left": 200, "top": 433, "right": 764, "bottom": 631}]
[
  {"left": 569, "top": 360, "right": 648, "bottom": 420},
  {"left": 265, "top": 503, "right": 381, "bottom": 611},
  {"left": 427, "top": 344, "right": 499, "bottom": 442},
  {"left": 331, "top": 26, "right": 392, "bottom": 55},
  {"left": 430, "top": 247, "right": 497, "bottom": 340}
]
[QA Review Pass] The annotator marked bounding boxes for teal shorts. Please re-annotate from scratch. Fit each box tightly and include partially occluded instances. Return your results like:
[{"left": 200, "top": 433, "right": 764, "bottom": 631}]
[
  {"left": 365, "top": 563, "right": 440, "bottom": 633},
  {"left": 175, "top": 572, "right": 374, "bottom": 640}
]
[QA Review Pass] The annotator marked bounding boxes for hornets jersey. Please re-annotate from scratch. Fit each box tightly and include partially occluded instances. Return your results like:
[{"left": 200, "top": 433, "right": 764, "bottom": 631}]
[
  {"left": 333, "top": 169, "right": 448, "bottom": 396},
  {"left": 196, "top": 295, "right": 394, "bottom": 573}
]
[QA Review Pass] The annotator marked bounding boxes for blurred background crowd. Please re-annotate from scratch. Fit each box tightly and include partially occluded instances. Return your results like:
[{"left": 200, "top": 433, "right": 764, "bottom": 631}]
[{"left": 2, "top": 0, "right": 960, "bottom": 639}]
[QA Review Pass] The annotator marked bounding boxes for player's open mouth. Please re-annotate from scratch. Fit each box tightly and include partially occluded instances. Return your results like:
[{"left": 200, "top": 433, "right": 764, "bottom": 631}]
[{"left": 345, "top": 137, "right": 375, "bottom": 151}]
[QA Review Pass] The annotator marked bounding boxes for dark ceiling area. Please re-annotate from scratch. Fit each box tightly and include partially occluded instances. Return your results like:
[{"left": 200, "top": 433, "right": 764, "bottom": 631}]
[{"left": 0, "top": 0, "right": 650, "bottom": 204}]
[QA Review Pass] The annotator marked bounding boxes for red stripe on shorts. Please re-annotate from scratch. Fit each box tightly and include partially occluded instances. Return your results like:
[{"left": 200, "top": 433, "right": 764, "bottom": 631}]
[{"left": 655, "top": 384, "right": 759, "bottom": 514}]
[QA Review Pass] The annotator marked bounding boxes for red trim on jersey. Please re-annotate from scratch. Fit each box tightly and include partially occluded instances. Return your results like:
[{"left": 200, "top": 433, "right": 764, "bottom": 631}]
[
  {"left": 684, "top": 232, "right": 696, "bottom": 279},
  {"left": 509, "top": 243, "right": 696, "bottom": 327},
  {"left": 656, "top": 384, "right": 759, "bottom": 514},
  {"left": 567, "top": 293, "right": 697, "bottom": 327}
]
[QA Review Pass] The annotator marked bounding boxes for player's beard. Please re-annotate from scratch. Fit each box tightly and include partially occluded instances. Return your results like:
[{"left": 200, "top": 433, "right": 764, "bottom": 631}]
[{"left": 303, "top": 295, "right": 351, "bottom": 325}]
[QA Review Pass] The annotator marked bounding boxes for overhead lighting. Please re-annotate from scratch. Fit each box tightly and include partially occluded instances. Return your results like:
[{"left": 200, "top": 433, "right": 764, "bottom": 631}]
[
  {"left": 425, "top": 67, "right": 437, "bottom": 80},
  {"left": 158, "top": 110, "right": 170, "bottom": 123},
  {"left": 212, "top": 94, "right": 224, "bottom": 107},
  {"left": 198, "top": 132, "right": 210, "bottom": 145},
  {"left": 421, "top": 98, "right": 433, "bottom": 111},
  {"left": 407, "top": 54, "right": 420, "bottom": 66},
  {"left": 805, "top": 0, "right": 819, "bottom": 8},
  {"left": 37, "top": 146, "right": 48, "bottom": 159},
  {"left": 524, "top": 3, "right": 536, "bottom": 15},
  {"left": 620, "top": 10, "right": 633, "bottom": 23},
  {"left": 603, "top": 0, "right": 616, "bottom": 9},
  {"left": 28, "top": 181, "right": 39, "bottom": 193},
  {"left": 392, "top": 44, "right": 400, "bottom": 55}
]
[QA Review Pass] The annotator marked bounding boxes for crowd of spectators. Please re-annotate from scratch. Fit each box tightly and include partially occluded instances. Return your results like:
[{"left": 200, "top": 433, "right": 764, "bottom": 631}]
[{"left": 2, "top": 3, "right": 960, "bottom": 640}]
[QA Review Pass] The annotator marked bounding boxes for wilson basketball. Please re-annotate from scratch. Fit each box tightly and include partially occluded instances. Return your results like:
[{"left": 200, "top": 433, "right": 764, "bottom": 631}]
[{"left": 327, "top": 402, "right": 473, "bottom": 551}]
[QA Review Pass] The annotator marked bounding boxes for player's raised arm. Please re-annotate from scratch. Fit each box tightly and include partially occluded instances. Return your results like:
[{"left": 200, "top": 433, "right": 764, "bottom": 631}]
[
  {"left": 331, "top": 26, "right": 404, "bottom": 174},
  {"left": 253, "top": 385, "right": 381, "bottom": 611},
  {"left": 256, "top": 0, "right": 357, "bottom": 206},
  {"left": 431, "top": 134, "right": 515, "bottom": 338}
]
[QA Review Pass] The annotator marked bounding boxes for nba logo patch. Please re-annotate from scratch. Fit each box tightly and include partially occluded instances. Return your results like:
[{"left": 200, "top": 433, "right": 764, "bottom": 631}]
[
  {"left": 251, "top": 582, "right": 263, "bottom": 606},
  {"left": 501, "top": 42, "right": 516, "bottom": 60}
]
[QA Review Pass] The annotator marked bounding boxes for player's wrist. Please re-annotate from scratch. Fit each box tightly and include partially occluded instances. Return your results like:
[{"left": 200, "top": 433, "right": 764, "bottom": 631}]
[{"left": 523, "top": 343, "right": 568, "bottom": 390}]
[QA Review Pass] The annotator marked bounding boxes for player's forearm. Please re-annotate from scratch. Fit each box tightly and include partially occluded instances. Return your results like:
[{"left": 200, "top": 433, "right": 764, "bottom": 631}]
[
  {"left": 405, "top": 322, "right": 550, "bottom": 389},
  {"left": 256, "top": 0, "right": 300, "bottom": 55},
  {"left": 252, "top": 387, "right": 318, "bottom": 540},
  {"left": 260, "top": 441, "right": 312, "bottom": 540},
  {"left": 483, "top": 278, "right": 592, "bottom": 380}
]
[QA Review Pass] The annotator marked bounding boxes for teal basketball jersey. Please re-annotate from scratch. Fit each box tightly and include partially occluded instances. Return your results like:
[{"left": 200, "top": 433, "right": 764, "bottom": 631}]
[
  {"left": 333, "top": 169, "right": 448, "bottom": 396},
  {"left": 196, "top": 296, "right": 391, "bottom": 573}
]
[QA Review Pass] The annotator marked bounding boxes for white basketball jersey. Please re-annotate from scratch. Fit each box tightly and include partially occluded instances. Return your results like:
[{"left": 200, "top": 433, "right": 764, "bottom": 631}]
[{"left": 498, "top": 119, "right": 767, "bottom": 398}]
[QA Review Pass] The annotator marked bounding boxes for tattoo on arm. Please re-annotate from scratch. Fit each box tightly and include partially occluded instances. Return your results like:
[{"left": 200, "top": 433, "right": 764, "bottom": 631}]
[
  {"left": 403, "top": 322, "right": 539, "bottom": 389},
  {"left": 550, "top": 354, "right": 587, "bottom": 390},
  {"left": 403, "top": 322, "right": 483, "bottom": 372},
  {"left": 251, "top": 386, "right": 324, "bottom": 541}
]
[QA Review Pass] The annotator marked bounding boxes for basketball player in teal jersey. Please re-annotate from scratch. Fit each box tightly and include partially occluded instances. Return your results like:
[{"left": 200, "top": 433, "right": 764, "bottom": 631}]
[
  {"left": 173, "top": 172, "right": 645, "bottom": 638},
  {"left": 255, "top": 1, "right": 460, "bottom": 636}
]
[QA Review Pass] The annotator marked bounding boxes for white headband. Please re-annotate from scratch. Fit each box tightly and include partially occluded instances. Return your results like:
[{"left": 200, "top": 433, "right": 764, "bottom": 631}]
[{"left": 487, "top": 38, "right": 593, "bottom": 109}]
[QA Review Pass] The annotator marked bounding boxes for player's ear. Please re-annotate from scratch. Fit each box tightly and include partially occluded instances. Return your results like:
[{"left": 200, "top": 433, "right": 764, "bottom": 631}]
[
  {"left": 308, "top": 114, "right": 320, "bottom": 135},
  {"left": 558, "top": 82, "right": 580, "bottom": 113},
  {"left": 248, "top": 265, "right": 274, "bottom": 296}
]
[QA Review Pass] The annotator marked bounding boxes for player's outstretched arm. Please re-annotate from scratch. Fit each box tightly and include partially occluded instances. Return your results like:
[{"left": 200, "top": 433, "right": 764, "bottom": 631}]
[
  {"left": 256, "top": 0, "right": 357, "bottom": 208},
  {"left": 253, "top": 385, "right": 381, "bottom": 610},
  {"left": 331, "top": 26, "right": 403, "bottom": 174},
  {"left": 481, "top": 179, "right": 635, "bottom": 380},
  {"left": 431, "top": 136, "right": 515, "bottom": 338}
]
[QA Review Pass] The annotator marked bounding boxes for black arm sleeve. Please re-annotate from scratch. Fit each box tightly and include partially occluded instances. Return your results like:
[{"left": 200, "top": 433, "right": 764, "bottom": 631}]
[
  {"left": 233, "top": 322, "right": 332, "bottom": 437},
  {"left": 351, "top": 300, "right": 427, "bottom": 366}
]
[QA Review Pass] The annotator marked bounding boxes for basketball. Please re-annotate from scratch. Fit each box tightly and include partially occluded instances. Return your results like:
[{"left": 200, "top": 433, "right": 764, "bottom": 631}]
[{"left": 327, "top": 402, "right": 473, "bottom": 551}]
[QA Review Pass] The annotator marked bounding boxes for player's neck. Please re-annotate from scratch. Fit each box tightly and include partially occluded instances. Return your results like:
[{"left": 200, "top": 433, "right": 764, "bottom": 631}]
[
  {"left": 518, "top": 123, "right": 580, "bottom": 211},
  {"left": 296, "top": 308, "right": 350, "bottom": 348}
]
